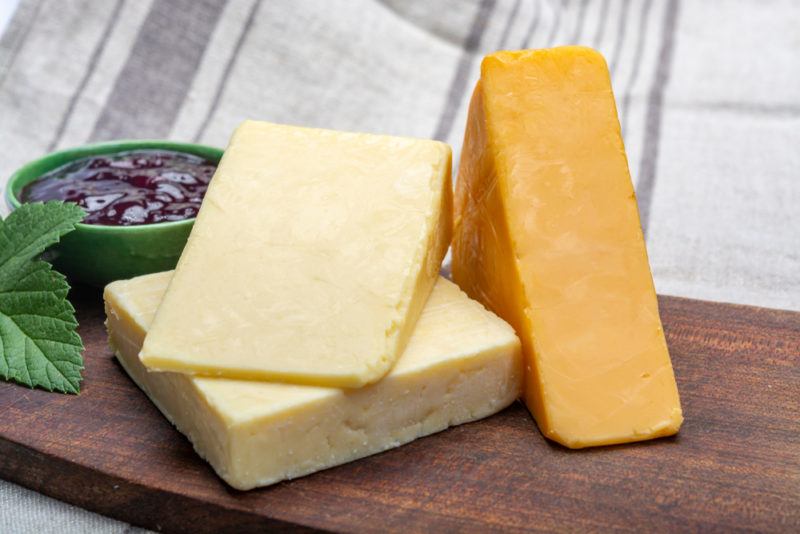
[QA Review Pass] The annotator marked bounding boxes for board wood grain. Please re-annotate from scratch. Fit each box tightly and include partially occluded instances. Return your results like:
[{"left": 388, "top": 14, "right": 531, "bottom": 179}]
[{"left": 0, "top": 287, "right": 798, "bottom": 533}]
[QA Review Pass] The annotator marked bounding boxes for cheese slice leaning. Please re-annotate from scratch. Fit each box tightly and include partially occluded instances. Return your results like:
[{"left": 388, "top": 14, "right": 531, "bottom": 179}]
[
  {"left": 452, "top": 47, "right": 683, "bottom": 448},
  {"left": 106, "top": 272, "right": 521, "bottom": 490},
  {"left": 139, "top": 120, "right": 452, "bottom": 387}
]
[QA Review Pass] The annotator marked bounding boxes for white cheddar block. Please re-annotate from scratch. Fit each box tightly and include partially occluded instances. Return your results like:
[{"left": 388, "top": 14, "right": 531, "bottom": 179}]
[
  {"left": 139, "top": 120, "right": 452, "bottom": 387},
  {"left": 106, "top": 272, "right": 522, "bottom": 490}
]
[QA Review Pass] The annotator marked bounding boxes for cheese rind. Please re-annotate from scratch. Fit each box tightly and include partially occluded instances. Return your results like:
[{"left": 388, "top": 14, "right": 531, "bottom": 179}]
[
  {"left": 106, "top": 272, "right": 521, "bottom": 490},
  {"left": 452, "top": 47, "right": 683, "bottom": 448},
  {"left": 139, "top": 121, "right": 452, "bottom": 387}
]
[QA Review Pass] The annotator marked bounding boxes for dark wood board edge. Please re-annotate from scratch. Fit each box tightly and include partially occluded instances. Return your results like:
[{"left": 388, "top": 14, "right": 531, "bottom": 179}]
[
  {"left": 658, "top": 294, "right": 800, "bottom": 328},
  {"left": 0, "top": 436, "right": 321, "bottom": 533}
]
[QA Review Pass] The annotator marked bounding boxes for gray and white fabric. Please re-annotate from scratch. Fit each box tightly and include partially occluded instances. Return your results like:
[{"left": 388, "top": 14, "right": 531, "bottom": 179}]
[{"left": 0, "top": 0, "right": 797, "bottom": 531}]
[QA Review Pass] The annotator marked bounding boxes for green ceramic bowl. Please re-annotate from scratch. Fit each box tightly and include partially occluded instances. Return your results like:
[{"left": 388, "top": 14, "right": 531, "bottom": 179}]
[{"left": 5, "top": 140, "right": 223, "bottom": 287}]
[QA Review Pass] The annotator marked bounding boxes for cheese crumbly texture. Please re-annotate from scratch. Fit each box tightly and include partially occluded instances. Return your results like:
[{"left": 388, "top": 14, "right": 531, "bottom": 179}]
[
  {"left": 106, "top": 272, "right": 522, "bottom": 490},
  {"left": 139, "top": 120, "right": 452, "bottom": 387},
  {"left": 452, "top": 46, "right": 683, "bottom": 448}
]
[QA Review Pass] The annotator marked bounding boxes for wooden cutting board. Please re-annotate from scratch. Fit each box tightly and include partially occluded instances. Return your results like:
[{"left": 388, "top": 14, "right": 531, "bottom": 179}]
[{"left": 0, "top": 286, "right": 798, "bottom": 533}]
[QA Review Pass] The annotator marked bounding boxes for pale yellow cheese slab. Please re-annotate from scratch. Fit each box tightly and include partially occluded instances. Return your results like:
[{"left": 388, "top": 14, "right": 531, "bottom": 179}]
[
  {"left": 139, "top": 120, "right": 452, "bottom": 387},
  {"left": 106, "top": 272, "right": 521, "bottom": 490}
]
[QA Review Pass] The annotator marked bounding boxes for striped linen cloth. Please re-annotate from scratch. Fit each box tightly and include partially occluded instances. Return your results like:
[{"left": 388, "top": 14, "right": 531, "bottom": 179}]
[{"left": 0, "top": 0, "right": 797, "bottom": 531}]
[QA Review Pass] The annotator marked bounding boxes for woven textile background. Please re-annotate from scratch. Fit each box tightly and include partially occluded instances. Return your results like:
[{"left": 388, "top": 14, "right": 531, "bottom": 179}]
[{"left": 0, "top": 0, "right": 797, "bottom": 531}]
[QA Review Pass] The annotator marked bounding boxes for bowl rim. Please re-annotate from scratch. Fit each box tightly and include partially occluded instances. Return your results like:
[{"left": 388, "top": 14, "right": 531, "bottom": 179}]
[{"left": 5, "top": 139, "right": 224, "bottom": 233}]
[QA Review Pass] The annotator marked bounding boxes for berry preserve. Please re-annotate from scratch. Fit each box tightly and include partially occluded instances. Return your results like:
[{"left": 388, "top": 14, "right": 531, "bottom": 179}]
[{"left": 21, "top": 150, "right": 217, "bottom": 226}]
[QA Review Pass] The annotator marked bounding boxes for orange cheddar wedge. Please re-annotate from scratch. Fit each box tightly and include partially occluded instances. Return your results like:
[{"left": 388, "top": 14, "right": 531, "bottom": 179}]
[{"left": 452, "top": 46, "right": 683, "bottom": 448}]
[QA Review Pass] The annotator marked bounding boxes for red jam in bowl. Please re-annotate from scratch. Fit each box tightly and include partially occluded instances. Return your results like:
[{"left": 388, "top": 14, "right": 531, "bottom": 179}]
[{"left": 20, "top": 150, "right": 217, "bottom": 226}]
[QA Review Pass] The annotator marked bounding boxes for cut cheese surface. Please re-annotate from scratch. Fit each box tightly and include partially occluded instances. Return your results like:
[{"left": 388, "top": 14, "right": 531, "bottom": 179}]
[
  {"left": 139, "top": 120, "right": 452, "bottom": 387},
  {"left": 106, "top": 272, "right": 522, "bottom": 490},
  {"left": 452, "top": 47, "right": 683, "bottom": 448}
]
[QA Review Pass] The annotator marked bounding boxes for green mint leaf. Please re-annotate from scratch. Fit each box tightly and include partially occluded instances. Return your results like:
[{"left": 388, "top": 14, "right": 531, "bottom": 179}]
[{"left": 0, "top": 201, "right": 85, "bottom": 393}]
